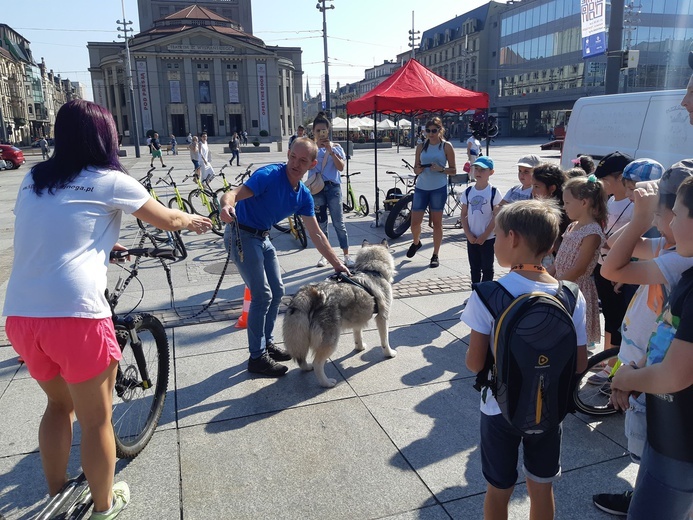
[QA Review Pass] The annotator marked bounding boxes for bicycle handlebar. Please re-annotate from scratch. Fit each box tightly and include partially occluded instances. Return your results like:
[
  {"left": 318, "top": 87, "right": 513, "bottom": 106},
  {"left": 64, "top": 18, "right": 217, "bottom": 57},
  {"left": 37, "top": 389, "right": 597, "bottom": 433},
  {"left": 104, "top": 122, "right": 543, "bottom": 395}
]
[{"left": 401, "top": 159, "right": 414, "bottom": 170}]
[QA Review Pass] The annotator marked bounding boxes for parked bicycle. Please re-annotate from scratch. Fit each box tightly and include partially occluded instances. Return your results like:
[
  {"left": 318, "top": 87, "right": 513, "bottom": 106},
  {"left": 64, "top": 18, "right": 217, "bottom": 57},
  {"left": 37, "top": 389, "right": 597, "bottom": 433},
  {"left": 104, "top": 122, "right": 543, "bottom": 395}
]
[
  {"left": 214, "top": 163, "right": 254, "bottom": 201},
  {"left": 36, "top": 238, "right": 174, "bottom": 519},
  {"left": 444, "top": 173, "right": 470, "bottom": 218},
  {"left": 137, "top": 167, "right": 187, "bottom": 259},
  {"left": 342, "top": 171, "right": 369, "bottom": 217},
  {"left": 272, "top": 213, "right": 308, "bottom": 248},
  {"left": 384, "top": 159, "right": 417, "bottom": 239},
  {"left": 156, "top": 167, "right": 193, "bottom": 214},
  {"left": 184, "top": 171, "right": 224, "bottom": 236}
]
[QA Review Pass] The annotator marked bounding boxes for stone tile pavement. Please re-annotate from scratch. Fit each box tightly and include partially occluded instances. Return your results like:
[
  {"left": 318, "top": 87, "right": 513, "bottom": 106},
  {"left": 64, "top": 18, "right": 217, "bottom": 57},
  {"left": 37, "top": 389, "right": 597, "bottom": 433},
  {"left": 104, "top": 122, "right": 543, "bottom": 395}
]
[{"left": 0, "top": 139, "right": 638, "bottom": 519}]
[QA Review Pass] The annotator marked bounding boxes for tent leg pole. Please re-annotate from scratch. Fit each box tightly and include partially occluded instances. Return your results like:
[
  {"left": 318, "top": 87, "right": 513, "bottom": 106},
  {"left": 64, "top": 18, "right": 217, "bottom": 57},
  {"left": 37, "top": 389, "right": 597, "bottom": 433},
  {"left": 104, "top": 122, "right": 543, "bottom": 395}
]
[{"left": 374, "top": 110, "right": 380, "bottom": 228}]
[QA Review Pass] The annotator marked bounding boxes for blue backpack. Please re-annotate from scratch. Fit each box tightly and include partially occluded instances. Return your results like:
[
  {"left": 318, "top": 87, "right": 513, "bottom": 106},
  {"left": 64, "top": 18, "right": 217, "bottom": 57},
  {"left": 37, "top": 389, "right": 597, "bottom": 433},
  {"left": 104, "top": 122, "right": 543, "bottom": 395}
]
[{"left": 473, "top": 280, "right": 579, "bottom": 435}]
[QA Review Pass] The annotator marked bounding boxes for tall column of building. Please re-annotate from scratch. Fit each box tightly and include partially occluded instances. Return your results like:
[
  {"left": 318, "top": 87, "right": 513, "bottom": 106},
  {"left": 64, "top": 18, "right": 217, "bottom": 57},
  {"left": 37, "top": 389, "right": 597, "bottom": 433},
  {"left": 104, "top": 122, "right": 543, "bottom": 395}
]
[
  {"left": 183, "top": 56, "right": 196, "bottom": 135},
  {"left": 213, "top": 57, "right": 225, "bottom": 136}
]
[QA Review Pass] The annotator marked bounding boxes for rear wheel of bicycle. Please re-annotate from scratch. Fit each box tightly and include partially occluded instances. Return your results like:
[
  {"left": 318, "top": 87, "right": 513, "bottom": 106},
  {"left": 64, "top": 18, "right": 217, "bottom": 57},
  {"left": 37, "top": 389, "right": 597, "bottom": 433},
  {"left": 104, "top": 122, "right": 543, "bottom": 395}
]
[
  {"left": 293, "top": 214, "right": 307, "bottom": 248},
  {"left": 385, "top": 193, "right": 413, "bottom": 239},
  {"left": 167, "top": 197, "right": 193, "bottom": 214},
  {"left": 357, "top": 195, "right": 370, "bottom": 217},
  {"left": 209, "top": 210, "right": 224, "bottom": 236},
  {"left": 572, "top": 347, "right": 620, "bottom": 417},
  {"left": 343, "top": 191, "right": 355, "bottom": 213},
  {"left": 113, "top": 313, "right": 169, "bottom": 459},
  {"left": 187, "top": 189, "right": 206, "bottom": 215}
]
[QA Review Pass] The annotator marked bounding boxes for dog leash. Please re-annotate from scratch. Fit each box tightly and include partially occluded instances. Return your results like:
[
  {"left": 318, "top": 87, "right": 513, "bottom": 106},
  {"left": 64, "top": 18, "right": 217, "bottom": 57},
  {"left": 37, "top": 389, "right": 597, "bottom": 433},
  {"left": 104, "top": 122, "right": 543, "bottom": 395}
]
[{"left": 330, "top": 272, "right": 379, "bottom": 315}]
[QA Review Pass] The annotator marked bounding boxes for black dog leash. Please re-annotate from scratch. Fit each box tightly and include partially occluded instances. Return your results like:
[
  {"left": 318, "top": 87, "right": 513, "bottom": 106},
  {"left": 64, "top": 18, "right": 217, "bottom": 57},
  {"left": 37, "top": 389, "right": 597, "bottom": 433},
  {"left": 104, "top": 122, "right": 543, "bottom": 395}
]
[{"left": 330, "top": 272, "right": 379, "bottom": 314}]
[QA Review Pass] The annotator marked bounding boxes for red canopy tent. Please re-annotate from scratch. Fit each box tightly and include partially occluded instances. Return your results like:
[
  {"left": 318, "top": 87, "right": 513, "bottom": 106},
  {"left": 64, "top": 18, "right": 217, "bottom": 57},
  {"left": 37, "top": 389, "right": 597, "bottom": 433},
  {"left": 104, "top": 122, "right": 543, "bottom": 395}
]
[{"left": 346, "top": 59, "right": 489, "bottom": 226}]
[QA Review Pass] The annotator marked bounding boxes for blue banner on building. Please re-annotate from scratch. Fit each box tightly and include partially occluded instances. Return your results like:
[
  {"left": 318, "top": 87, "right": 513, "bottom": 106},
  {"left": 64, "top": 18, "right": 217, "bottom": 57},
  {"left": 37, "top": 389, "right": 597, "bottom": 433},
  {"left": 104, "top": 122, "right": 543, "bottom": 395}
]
[{"left": 581, "top": 0, "right": 606, "bottom": 59}]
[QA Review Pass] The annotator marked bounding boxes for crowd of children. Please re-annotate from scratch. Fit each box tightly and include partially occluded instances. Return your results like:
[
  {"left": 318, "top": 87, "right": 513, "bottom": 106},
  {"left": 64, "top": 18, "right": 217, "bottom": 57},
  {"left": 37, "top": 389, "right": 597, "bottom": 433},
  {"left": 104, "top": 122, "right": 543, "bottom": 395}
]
[{"left": 458, "top": 150, "right": 693, "bottom": 519}]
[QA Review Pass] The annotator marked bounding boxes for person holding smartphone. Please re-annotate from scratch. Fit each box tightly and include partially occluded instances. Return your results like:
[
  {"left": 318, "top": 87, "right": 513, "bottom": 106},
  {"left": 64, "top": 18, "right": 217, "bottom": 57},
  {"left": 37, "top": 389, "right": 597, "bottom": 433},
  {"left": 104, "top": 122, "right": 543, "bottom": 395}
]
[
  {"left": 407, "top": 116, "right": 457, "bottom": 268},
  {"left": 309, "top": 112, "right": 355, "bottom": 268}
]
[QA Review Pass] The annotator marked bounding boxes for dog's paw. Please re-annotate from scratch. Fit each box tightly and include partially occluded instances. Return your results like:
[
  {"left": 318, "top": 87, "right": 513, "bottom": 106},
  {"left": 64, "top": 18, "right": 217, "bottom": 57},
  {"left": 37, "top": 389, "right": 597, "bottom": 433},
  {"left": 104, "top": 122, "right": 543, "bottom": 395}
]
[
  {"left": 383, "top": 347, "right": 397, "bottom": 358},
  {"left": 354, "top": 342, "right": 366, "bottom": 352},
  {"left": 319, "top": 377, "right": 337, "bottom": 388}
]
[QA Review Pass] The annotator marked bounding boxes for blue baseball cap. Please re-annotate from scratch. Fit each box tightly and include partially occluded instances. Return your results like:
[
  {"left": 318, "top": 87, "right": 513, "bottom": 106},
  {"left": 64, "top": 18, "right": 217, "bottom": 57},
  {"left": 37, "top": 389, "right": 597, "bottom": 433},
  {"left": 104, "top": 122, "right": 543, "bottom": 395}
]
[
  {"left": 473, "top": 156, "right": 494, "bottom": 170},
  {"left": 623, "top": 158, "right": 665, "bottom": 182}
]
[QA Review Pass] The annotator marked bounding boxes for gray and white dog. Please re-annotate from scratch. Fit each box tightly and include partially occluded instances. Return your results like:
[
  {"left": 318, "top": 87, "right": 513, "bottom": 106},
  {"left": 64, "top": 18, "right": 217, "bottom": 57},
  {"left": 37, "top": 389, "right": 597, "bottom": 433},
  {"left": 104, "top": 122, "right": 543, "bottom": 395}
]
[{"left": 283, "top": 240, "right": 396, "bottom": 387}]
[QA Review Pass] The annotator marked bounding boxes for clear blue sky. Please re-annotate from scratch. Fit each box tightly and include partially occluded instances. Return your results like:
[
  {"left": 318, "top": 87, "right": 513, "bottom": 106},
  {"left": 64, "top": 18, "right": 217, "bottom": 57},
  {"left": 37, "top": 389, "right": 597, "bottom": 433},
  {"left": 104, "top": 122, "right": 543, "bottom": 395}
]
[{"left": 4, "top": 0, "right": 488, "bottom": 101}]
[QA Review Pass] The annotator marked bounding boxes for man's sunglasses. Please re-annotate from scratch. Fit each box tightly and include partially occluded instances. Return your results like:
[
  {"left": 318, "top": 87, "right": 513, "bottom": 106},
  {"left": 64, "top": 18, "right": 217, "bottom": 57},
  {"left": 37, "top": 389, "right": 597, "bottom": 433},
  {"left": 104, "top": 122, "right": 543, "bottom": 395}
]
[{"left": 425, "top": 128, "right": 439, "bottom": 133}]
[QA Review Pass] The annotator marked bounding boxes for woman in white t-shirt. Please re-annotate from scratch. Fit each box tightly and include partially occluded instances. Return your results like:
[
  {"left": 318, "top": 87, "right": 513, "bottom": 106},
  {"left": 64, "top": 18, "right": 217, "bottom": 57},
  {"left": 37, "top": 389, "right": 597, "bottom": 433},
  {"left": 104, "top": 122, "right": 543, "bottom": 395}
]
[{"left": 3, "top": 100, "right": 212, "bottom": 518}]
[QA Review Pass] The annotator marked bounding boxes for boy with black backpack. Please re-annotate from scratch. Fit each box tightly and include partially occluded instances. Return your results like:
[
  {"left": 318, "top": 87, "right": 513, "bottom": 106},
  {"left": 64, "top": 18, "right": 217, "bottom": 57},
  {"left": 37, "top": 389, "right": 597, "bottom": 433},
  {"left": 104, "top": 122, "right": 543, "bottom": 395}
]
[{"left": 462, "top": 198, "right": 588, "bottom": 520}]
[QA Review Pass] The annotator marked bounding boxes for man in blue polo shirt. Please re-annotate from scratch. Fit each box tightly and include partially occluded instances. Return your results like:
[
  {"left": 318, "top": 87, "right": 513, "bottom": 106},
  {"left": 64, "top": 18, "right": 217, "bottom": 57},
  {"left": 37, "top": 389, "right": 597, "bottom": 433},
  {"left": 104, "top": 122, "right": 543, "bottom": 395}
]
[{"left": 220, "top": 137, "right": 350, "bottom": 377}]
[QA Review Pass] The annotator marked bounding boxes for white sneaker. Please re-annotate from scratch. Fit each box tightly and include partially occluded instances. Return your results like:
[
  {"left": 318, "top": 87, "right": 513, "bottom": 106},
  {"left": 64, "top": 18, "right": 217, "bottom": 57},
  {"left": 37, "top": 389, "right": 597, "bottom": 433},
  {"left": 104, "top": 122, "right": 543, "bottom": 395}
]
[
  {"left": 316, "top": 256, "right": 328, "bottom": 267},
  {"left": 344, "top": 254, "right": 355, "bottom": 268}
]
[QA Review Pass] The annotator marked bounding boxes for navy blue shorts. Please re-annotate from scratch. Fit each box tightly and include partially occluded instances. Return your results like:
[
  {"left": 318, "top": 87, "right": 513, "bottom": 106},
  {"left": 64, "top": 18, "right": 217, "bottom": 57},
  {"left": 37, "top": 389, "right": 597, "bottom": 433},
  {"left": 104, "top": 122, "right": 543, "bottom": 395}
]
[
  {"left": 480, "top": 413, "right": 562, "bottom": 489},
  {"left": 412, "top": 185, "right": 447, "bottom": 213}
]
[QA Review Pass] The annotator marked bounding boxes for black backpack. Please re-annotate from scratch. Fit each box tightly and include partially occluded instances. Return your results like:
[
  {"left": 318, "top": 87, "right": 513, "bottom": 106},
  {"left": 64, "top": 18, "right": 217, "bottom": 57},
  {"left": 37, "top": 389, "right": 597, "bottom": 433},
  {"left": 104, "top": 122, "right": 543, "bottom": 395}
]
[{"left": 472, "top": 280, "right": 579, "bottom": 435}]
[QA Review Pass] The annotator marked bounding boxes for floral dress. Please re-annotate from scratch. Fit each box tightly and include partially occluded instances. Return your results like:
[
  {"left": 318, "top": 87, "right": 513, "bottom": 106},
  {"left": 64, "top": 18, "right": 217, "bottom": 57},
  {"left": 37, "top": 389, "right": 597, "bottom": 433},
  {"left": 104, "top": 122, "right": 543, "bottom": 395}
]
[{"left": 554, "top": 221, "right": 605, "bottom": 344}]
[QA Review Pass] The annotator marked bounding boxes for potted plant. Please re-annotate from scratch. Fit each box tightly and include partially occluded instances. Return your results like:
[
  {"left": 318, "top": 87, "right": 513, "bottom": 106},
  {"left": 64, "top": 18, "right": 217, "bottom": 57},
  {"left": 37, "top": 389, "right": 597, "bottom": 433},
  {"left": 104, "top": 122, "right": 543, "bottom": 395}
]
[
  {"left": 259, "top": 130, "right": 269, "bottom": 137},
  {"left": 252, "top": 139, "right": 260, "bottom": 147}
]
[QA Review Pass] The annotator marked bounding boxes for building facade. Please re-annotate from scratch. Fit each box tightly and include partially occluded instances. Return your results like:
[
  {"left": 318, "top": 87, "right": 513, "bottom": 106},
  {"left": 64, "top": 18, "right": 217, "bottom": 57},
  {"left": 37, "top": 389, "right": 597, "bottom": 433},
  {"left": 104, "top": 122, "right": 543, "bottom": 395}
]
[
  {"left": 0, "top": 25, "right": 76, "bottom": 145},
  {"left": 492, "top": 0, "right": 693, "bottom": 136},
  {"left": 88, "top": 3, "right": 303, "bottom": 143}
]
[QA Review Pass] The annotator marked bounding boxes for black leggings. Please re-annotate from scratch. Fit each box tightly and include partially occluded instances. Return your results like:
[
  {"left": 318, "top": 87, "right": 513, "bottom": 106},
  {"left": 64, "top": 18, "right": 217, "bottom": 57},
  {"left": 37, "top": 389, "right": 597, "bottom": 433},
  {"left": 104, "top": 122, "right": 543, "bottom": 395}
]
[{"left": 593, "top": 263, "right": 636, "bottom": 346}]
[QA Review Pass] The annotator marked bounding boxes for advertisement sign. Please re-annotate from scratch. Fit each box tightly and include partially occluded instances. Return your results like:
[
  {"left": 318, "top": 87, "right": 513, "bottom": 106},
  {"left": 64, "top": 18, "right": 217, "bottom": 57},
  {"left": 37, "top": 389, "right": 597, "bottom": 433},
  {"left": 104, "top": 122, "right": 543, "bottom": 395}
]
[
  {"left": 93, "top": 79, "right": 106, "bottom": 108},
  {"left": 199, "top": 80, "right": 211, "bottom": 103},
  {"left": 136, "top": 61, "right": 152, "bottom": 132},
  {"left": 581, "top": 0, "right": 606, "bottom": 58},
  {"left": 256, "top": 63, "right": 268, "bottom": 132},
  {"left": 228, "top": 80, "right": 239, "bottom": 103}
]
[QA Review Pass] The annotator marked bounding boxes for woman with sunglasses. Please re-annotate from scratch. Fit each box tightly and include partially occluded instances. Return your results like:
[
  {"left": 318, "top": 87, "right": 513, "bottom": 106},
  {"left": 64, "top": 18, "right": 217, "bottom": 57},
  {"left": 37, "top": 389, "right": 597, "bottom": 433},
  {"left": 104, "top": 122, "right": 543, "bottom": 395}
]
[{"left": 406, "top": 116, "right": 457, "bottom": 268}]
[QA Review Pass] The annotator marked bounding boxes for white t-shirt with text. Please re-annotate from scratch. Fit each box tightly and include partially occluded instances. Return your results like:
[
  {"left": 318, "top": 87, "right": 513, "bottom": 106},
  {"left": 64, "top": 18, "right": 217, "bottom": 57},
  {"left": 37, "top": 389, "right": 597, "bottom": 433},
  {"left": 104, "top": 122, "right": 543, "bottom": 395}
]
[{"left": 4, "top": 167, "right": 150, "bottom": 318}]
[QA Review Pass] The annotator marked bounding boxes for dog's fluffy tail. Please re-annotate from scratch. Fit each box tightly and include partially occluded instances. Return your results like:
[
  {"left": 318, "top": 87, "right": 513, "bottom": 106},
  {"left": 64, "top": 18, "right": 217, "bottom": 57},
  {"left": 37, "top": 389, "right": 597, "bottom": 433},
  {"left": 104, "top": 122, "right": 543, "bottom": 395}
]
[{"left": 283, "top": 286, "right": 325, "bottom": 365}]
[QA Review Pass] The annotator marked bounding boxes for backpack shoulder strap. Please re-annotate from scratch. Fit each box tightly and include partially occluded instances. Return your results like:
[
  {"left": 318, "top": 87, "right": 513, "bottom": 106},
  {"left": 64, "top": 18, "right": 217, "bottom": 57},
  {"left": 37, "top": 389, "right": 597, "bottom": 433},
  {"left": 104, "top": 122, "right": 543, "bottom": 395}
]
[
  {"left": 554, "top": 280, "right": 579, "bottom": 315},
  {"left": 472, "top": 281, "right": 515, "bottom": 319},
  {"left": 491, "top": 186, "right": 498, "bottom": 206},
  {"left": 465, "top": 185, "right": 473, "bottom": 203}
]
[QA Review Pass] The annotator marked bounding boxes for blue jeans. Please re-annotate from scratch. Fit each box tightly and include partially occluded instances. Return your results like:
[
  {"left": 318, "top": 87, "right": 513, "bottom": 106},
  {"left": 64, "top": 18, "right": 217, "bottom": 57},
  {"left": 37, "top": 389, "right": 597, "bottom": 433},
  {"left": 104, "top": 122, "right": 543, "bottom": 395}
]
[
  {"left": 230, "top": 150, "right": 240, "bottom": 165},
  {"left": 224, "top": 226, "right": 284, "bottom": 359},
  {"left": 313, "top": 181, "right": 349, "bottom": 250},
  {"left": 628, "top": 441, "right": 693, "bottom": 520}
]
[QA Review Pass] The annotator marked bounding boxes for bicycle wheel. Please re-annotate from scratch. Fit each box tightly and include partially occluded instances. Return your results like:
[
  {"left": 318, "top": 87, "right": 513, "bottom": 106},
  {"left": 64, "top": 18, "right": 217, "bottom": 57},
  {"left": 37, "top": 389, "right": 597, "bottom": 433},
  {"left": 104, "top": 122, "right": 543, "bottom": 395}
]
[
  {"left": 572, "top": 347, "right": 620, "bottom": 417},
  {"left": 214, "top": 187, "right": 230, "bottom": 203},
  {"left": 385, "top": 194, "right": 413, "bottom": 239},
  {"left": 357, "top": 195, "right": 370, "bottom": 217},
  {"left": 343, "top": 190, "right": 355, "bottom": 213},
  {"left": 112, "top": 313, "right": 169, "bottom": 459},
  {"left": 209, "top": 210, "right": 225, "bottom": 236},
  {"left": 168, "top": 197, "right": 193, "bottom": 214},
  {"left": 293, "top": 214, "right": 307, "bottom": 248},
  {"left": 187, "top": 189, "right": 205, "bottom": 215}
]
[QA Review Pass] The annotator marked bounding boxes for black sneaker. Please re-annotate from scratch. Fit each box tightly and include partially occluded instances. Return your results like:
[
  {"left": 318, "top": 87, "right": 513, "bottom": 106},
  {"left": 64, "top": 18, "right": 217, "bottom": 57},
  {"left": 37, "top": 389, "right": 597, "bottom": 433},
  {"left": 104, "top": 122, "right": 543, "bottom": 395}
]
[
  {"left": 592, "top": 491, "right": 632, "bottom": 516},
  {"left": 266, "top": 342, "right": 291, "bottom": 361},
  {"left": 406, "top": 241, "right": 422, "bottom": 258},
  {"left": 247, "top": 352, "right": 288, "bottom": 377},
  {"left": 430, "top": 254, "right": 440, "bottom": 268}
]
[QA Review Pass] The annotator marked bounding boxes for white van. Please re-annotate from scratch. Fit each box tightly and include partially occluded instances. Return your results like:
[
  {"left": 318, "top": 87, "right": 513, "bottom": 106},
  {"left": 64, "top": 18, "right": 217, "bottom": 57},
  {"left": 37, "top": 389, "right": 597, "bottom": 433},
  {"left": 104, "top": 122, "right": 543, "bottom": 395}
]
[{"left": 560, "top": 89, "right": 693, "bottom": 171}]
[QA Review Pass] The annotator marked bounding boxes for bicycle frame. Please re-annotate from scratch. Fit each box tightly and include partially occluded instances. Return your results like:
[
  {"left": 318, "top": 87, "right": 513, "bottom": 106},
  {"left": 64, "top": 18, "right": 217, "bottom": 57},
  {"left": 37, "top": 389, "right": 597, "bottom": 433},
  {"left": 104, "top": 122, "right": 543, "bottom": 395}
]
[{"left": 156, "top": 168, "right": 186, "bottom": 210}]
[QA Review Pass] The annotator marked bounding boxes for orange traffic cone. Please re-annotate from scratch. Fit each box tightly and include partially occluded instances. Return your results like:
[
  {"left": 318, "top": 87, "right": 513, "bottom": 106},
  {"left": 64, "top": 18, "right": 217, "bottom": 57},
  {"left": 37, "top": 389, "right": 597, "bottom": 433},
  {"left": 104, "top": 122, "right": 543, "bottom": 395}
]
[{"left": 235, "top": 287, "right": 251, "bottom": 329}]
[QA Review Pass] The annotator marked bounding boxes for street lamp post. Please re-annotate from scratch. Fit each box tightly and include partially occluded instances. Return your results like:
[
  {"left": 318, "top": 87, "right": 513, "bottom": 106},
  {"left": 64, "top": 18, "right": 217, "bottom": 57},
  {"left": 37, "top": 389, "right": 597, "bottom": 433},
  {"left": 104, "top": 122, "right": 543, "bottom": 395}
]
[
  {"left": 316, "top": 0, "right": 334, "bottom": 121},
  {"left": 117, "top": 0, "right": 141, "bottom": 158}
]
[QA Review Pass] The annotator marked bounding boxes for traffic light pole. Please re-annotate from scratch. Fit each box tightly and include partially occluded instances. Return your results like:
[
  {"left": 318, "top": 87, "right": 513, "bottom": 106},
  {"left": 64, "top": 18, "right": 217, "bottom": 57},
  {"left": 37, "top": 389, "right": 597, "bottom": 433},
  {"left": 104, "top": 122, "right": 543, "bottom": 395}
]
[{"left": 605, "top": 0, "right": 625, "bottom": 95}]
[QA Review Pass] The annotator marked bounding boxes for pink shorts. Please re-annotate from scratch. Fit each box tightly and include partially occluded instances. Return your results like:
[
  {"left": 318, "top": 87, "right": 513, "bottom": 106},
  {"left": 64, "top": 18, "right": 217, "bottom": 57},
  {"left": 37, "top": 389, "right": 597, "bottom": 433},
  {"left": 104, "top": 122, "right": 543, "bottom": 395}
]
[{"left": 6, "top": 316, "right": 122, "bottom": 384}]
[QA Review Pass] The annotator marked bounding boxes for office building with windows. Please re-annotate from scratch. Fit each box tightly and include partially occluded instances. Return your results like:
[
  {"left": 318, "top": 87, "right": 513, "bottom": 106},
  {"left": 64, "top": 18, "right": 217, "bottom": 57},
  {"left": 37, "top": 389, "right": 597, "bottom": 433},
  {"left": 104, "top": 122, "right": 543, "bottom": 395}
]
[
  {"left": 491, "top": 0, "right": 693, "bottom": 136},
  {"left": 88, "top": 3, "right": 303, "bottom": 143}
]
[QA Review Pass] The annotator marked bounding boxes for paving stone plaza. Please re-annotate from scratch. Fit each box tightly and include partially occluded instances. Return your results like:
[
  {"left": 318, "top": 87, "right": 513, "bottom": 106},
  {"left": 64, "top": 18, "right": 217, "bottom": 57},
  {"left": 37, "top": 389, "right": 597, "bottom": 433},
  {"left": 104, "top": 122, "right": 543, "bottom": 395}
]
[{"left": 0, "top": 139, "right": 636, "bottom": 519}]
